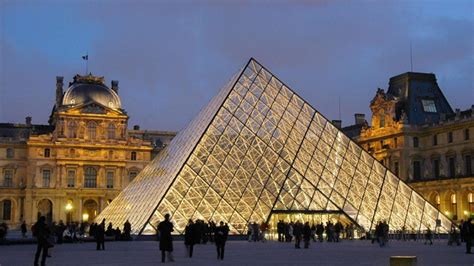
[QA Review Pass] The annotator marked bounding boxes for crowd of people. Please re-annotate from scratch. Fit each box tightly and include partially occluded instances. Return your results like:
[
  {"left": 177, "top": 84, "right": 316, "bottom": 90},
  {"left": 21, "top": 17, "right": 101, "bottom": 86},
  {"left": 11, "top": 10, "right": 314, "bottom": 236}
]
[
  {"left": 275, "top": 220, "right": 355, "bottom": 245},
  {"left": 21, "top": 215, "right": 474, "bottom": 265}
]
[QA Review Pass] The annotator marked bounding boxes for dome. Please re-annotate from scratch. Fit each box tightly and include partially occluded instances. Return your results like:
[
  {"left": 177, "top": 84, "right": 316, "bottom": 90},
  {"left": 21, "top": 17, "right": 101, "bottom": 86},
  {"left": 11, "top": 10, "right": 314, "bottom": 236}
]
[{"left": 62, "top": 74, "right": 121, "bottom": 110}]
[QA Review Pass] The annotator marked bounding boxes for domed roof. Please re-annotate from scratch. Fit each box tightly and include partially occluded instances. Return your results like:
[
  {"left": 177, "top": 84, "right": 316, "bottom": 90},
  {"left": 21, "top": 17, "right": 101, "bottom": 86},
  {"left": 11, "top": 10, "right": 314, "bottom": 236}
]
[{"left": 62, "top": 74, "right": 121, "bottom": 110}]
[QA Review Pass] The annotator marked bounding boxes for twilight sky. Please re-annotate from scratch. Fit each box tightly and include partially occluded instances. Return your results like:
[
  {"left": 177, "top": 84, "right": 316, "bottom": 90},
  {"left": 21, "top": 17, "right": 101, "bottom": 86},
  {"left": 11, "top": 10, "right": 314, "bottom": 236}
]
[{"left": 0, "top": 0, "right": 473, "bottom": 131}]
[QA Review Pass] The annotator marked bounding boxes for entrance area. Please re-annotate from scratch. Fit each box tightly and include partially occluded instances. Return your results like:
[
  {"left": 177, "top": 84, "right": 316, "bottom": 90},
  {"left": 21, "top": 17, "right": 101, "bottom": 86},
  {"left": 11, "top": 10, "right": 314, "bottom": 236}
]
[
  {"left": 37, "top": 199, "right": 53, "bottom": 224},
  {"left": 267, "top": 210, "right": 362, "bottom": 239},
  {"left": 83, "top": 199, "right": 98, "bottom": 222}
]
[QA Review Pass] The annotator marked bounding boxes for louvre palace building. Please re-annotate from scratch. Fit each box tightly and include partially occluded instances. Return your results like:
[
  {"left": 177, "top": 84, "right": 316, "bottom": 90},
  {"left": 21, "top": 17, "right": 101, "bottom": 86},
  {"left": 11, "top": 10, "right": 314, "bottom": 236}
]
[
  {"left": 343, "top": 72, "right": 473, "bottom": 223},
  {"left": 1, "top": 60, "right": 472, "bottom": 235},
  {"left": 0, "top": 74, "right": 176, "bottom": 228}
]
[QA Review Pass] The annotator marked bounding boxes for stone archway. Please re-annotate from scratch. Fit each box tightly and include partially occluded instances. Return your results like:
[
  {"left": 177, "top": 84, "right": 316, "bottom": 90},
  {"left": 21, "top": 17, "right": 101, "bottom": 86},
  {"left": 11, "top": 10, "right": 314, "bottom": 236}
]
[
  {"left": 83, "top": 199, "right": 98, "bottom": 222},
  {"left": 37, "top": 199, "right": 53, "bottom": 224}
]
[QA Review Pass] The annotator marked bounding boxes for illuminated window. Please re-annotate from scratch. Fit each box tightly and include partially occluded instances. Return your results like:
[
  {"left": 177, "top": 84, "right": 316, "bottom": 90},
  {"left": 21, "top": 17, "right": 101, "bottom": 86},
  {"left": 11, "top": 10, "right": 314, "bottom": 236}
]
[
  {"left": 84, "top": 167, "right": 97, "bottom": 188},
  {"left": 107, "top": 124, "right": 115, "bottom": 139},
  {"left": 42, "top": 169, "right": 51, "bottom": 188},
  {"left": 87, "top": 122, "right": 97, "bottom": 140},
  {"left": 451, "top": 193, "right": 457, "bottom": 218},
  {"left": 68, "top": 122, "right": 77, "bottom": 138},
  {"left": 3, "top": 169, "right": 13, "bottom": 187},
  {"left": 435, "top": 194, "right": 440, "bottom": 210},
  {"left": 106, "top": 171, "right": 114, "bottom": 189},
  {"left": 44, "top": 148, "right": 50, "bottom": 158},
  {"left": 468, "top": 192, "right": 474, "bottom": 213},
  {"left": 421, "top": 99, "right": 437, "bottom": 113},
  {"left": 67, "top": 170, "right": 75, "bottom": 188}
]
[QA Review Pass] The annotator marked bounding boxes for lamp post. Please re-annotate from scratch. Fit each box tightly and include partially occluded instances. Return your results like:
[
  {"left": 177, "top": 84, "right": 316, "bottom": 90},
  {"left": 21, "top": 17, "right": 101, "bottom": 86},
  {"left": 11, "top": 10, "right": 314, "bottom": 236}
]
[{"left": 66, "top": 202, "right": 73, "bottom": 223}]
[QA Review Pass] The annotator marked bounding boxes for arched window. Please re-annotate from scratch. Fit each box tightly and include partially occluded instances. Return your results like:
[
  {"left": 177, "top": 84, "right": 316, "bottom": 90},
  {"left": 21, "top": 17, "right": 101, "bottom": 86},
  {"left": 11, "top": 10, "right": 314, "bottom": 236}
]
[
  {"left": 468, "top": 192, "right": 474, "bottom": 214},
  {"left": 0, "top": 199, "right": 12, "bottom": 220},
  {"left": 107, "top": 123, "right": 115, "bottom": 140},
  {"left": 435, "top": 194, "right": 440, "bottom": 210},
  {"left": 84, "top": 167, "right": 97, "bottom": 188},
  {"left": 451, "top": 193, "right": 457, "bottom": 218},
  {"left": 68, "top": 122, "right": 77, "bottom": 138},
  {"left": 87, "top": 122, "right": 97, "bottom": 140},
  {"left": 6, "top": 148, "right": 14, "bottom": 159}
]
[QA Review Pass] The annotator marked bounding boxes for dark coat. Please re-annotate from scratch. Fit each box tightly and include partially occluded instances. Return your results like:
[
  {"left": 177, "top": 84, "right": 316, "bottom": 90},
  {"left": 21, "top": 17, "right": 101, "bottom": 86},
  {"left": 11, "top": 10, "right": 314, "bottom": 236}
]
[
  {"left": 303, "top": 224, "right": 312, "bottom": 241},
  {"left": 33, "top": 221, "right": 51, "bottom": 246},
  {"left": 158, "top": 220, "right": 174, "bottom": 251},
  {"left": 184, "top": 223, "right": 197, "bottom": 246},
  {"left": 215, "top": 225, "right": 229, "bottom": 245},
  {"left": 95, "top": 223, "right": 105, "bottom": 241}
]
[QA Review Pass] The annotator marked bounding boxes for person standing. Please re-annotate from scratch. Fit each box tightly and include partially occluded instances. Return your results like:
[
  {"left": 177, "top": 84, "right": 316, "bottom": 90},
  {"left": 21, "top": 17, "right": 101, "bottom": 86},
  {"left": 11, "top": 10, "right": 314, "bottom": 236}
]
[
  {"left": 184, "top": 219, "right": 196, "bottom": 258},
  {"left": 424, "top": 226, "right": 433, "bottom": 245},
  {"left": 293, "top": 221, "right": 302, "bottom": 249},
  {"left": 123, "top": 220, "right": 131, "bottom": 241},
  {"left": 158, "top": 214, "right": 174, "bottom": 263},
  {"left": 461, "top": 218, "right": 472, "bottom": 254},
  {"left": 21, "top": 221, "right": 27, "bottom": 238},
  {"left": 215, "top": 221, "right": 229, "bottom": 260},
  {"left": 33, "top": 216, "right": 51, "bottom": 266},
  {"left": 95, "top": 219, "right": 105, "bottom": 250},
  {"left": 303, "top": 222, "right": 311, "bottom": 249}
]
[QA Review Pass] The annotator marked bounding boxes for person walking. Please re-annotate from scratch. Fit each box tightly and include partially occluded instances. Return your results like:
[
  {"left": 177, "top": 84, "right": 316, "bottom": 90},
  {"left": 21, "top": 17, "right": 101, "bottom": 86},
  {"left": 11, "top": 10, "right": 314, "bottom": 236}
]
[
  {"left": 424, "top": 226, "right": 433, "bottom": 245},
  {"left": 95, "top": 219, "right": 105, "bottom": 250},
  {"left": 215, "top": 221, "right": 229, "bottom": 260},
  {"left": 277, "top": 220, "right": 284, "bottom": 242},
  {"left": 184, "top": 219, "right": 196, "bottom": 258},
  {"left": 33, "top": 216, "right": 52, "bottom": 266},
  {"left": 158, "top": 214, "right": 174, "bottom": 263},
  {"left": 316, "top": 223, "right": 324, "bottom": 242},
  {"left": 21, "top": 221, "right": 27, "bottom": 238},
  {"left": 303, "top": 222, "right": 311, "bottom": 249}
]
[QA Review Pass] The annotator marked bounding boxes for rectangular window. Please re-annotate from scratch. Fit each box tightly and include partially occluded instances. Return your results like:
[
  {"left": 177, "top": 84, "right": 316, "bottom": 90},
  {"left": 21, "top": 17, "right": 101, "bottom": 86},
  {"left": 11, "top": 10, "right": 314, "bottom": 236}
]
[
  {"left": 466, "top": 155, "right": 472, "bottom": 176},
  {"left": 448, "top": 132, "right": 453, "bottom": 143},
  {"left": 129, "top": 171, "right": 137, "bottom": 182},
  {"left": 106, "top": 171, "right": 114, "bottom": 189},
  {"left": 433, "top": 159, "right": 440, "bottom": 178},
  {"left": 379, "top": 115, "right": 385, "bottom": 128},
  {"left": 67, "top": 170, "right": 75, "bottom": 188},
  {"left": 131, "top": 152, "right": 137, "bottom": 161},
  {"left": 448, "top": 157, "right": 456, "bottom": 177},
  {"left": 465, "top": 129, "right": 470, "bottom": 141},
  {"left": 433, "top": 134, "right": 438, "bottom": 146},
  {"left": 42, "top": 169, "right": 51, "bottom": 188},
  {"left": 413, "top": 161, "right": 421, "bottom": 180},
  {"left": 44, "top": 148, "right": 50, "bottom": 158},
  {"left": 6, "top": 148, "right": 14, "bottom": 159},
  {"left": 3, "top": 169, "right": 13, "bottom": 187},
  {"left": 1, "top": 200, "right": 12, "bottom": 220},
  {"left": 421, "top": 99, "right": 437, "bottom": 113},
  {"left": 393, "top": 161, "right": 399, "bottom": 177},
  {"left": 394, "top": 138, "right": 398, "bottom": 148}
]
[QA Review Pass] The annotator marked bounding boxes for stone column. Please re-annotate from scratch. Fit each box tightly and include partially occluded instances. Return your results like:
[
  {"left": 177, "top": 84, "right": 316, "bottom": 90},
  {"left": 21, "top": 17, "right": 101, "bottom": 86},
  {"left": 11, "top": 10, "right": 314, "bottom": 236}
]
[{"left": 78, "top": 198, "right": 83, "bottom": 223}]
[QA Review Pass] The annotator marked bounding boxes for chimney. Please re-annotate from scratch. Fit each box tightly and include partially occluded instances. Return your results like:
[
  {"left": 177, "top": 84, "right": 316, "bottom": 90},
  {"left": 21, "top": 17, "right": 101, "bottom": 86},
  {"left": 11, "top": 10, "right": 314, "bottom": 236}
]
[
  {"left": 56, "top": 76, "right": 64, "bottom": 107},
  {"left": 25, "top": 116, "right": 32, "bottom": 126},
  {"left": 133, "top": 125, "right": 140, "bottom": 130},
  {"left": 354, "top": 113, "right": 365, "bottom": 125},
  {"left": 111, "top": 80, "right": 119, "bottom": 93},
  {"left": 455, "top": 108, "right": 461, "bottom": 120},
  {"left": 332, "top": 120, "right": 342, "bottom": 129}
]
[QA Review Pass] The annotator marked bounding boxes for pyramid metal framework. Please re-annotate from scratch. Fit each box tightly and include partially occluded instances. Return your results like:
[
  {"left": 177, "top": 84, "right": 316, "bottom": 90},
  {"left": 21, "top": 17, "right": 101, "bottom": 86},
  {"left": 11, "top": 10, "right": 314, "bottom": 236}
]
[{"left": 96, "top": 58, "right": 452, "bottom": 235}]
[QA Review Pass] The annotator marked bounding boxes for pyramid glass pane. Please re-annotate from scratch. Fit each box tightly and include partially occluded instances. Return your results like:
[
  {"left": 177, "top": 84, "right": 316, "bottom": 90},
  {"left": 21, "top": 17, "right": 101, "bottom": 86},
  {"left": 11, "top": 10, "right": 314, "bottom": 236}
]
[{"left": 96, "top": 58, "right": 453, "bottom": 235}]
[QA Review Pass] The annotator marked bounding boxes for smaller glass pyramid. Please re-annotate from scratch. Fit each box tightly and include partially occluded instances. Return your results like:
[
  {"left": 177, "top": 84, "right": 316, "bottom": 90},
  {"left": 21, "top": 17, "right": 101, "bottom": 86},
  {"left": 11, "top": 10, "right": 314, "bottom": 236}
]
[{"left": 96, "top": 58, "right": 452, "bottom": 235}]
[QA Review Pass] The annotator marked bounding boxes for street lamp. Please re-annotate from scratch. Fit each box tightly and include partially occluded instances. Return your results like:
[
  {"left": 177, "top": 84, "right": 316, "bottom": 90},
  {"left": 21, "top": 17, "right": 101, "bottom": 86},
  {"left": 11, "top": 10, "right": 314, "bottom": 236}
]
[{"left": 65, "top": 203, "right": 73, "bottom": 211}]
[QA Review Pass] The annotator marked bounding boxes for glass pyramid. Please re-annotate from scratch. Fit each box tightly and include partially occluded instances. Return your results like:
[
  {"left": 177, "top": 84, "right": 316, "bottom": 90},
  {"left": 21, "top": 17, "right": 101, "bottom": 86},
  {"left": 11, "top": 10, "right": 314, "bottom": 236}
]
[{"left": 96, "top": 58, "right": 452, "bottom": 235}]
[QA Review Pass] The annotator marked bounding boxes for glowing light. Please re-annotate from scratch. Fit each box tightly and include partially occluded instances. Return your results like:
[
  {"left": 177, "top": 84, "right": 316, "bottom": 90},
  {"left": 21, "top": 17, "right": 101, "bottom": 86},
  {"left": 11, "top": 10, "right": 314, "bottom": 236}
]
[
  {"left": 464, "top": 211, "right": 469, "bottom": 216},
  {"left": 82, "top": 213, "right": 89, "bottom": 221},
  {"left": 65, "top": 203, "right": 73, "bottom": 211}
]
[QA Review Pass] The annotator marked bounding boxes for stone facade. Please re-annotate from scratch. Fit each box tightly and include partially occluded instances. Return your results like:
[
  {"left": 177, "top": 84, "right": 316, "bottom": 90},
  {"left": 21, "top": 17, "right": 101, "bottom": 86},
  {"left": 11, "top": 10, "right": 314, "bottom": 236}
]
[
  {"left": 0, "top": 74, "right": 176, "bottom": 228},
  {"left": 343, "top": 72, "right": 474, "bottom": 222}
]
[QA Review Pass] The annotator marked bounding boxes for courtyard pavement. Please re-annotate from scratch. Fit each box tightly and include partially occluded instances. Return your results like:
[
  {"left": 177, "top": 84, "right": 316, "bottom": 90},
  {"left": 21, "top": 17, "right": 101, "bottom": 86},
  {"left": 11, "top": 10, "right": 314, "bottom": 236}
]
[{"left": 0, "top": 239, "right": 472, "bottom": 266}]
